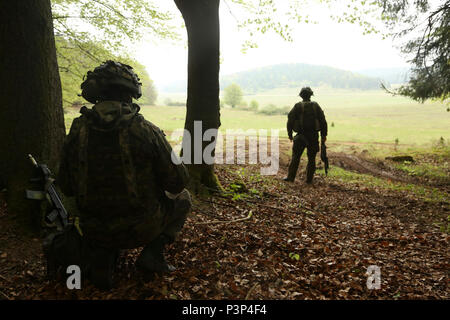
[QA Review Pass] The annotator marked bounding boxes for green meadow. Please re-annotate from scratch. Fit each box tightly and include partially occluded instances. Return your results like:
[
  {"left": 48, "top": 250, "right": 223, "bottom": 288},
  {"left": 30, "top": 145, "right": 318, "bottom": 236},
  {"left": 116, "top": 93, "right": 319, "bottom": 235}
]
[{"left": 66, "top": 88, "right": 449, "bottom": 147}]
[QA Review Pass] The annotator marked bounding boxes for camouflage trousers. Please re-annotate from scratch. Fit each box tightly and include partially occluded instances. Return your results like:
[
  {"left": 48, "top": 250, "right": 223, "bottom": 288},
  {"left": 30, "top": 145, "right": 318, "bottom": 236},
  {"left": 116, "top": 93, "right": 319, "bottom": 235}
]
[
  {"left": 80, "top": 189, "right": 192, "bottom": 249},
  {"left": 43, "top": 190, "right": 191, "bottom": 286},
  {"left": 287, "top": 133, "right": 319, "bottom": 183}
]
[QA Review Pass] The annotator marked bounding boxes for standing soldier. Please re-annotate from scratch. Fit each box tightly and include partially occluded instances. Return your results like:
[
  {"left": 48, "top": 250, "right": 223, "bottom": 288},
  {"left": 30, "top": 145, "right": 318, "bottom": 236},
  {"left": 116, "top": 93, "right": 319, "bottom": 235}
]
[
  {"left": 57, "top": 61, "right": 192, "bottom": 289},
  {"left": 284, "top": 87, "right": 328, "bottom": 183}
]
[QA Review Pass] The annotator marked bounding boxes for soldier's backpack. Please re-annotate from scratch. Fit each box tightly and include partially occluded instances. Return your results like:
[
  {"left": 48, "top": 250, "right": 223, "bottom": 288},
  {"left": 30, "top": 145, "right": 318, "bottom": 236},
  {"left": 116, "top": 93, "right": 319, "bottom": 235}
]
[
  {"left": 293, "top": 101, "right": 320, "bottom": 133},
  {"left": 73, "top": 101, "right": 142, "bottom": 212}
]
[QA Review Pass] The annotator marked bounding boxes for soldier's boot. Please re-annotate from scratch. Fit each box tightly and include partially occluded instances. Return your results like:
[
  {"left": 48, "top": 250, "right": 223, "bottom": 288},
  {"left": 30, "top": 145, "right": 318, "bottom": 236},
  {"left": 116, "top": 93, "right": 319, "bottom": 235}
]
[
  {"left": 89, "top": 246, "right": 119, "bottom": 290},
  {"left": 136, "top": 190, "right": 191, "bottom": 277},
  {"left": 42, "top": 232, "right": 61, "bottom": 280},
  {"left": 136, "top": 234, "right": 176, "bottom": 274}
]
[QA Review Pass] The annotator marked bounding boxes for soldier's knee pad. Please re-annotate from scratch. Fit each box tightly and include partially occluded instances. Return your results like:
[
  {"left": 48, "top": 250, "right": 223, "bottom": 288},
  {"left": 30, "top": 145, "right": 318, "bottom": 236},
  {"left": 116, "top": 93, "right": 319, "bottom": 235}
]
[
  {"left": 173, "top": 189, "right": 192, "bottom": 216},
  {"left": 161, "top": 189, "right": 191, "bottom": 241}
]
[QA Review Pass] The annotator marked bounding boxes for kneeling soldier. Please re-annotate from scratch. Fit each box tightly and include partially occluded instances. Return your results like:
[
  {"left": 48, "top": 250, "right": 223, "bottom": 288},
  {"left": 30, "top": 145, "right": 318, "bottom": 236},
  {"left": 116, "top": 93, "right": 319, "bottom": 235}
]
[{"left": 58, "top": 61, "right": 191, "bottom": 288}]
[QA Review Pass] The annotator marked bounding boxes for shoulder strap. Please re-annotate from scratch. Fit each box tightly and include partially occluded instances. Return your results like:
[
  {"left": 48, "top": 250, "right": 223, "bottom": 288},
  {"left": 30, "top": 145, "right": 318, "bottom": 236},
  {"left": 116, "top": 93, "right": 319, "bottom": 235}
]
[{"left": 77, "top": 118, "right": 89, "bottom": 208}]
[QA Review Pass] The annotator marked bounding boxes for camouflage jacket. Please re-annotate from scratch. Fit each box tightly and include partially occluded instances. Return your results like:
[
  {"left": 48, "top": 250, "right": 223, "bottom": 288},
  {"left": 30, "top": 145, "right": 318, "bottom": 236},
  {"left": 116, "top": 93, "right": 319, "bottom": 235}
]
[
  {"left": 287, "top": 100, "right": 328, "bottom": 140},
  {"left": 58, "top": 101, "right": 189, "bottom": 234}
]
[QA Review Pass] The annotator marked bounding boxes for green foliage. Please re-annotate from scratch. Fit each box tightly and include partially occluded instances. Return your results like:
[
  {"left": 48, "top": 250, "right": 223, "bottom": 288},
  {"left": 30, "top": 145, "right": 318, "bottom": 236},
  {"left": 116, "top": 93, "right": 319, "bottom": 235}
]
[
  {"left": 53, "top": 0, "right": 449, "bottom": 105},
  {"left": 52, "top": 1, "right": 178, "bottom": 52},
  {"left": 52, "top": 1, "right": 172, "bottom": 107},
  {"left": 393, "top": 159, "right": 449, "bottom": 182},
  {"left": 250, "top": 100, "right": 259, "bottom": 111},
  {"left": 257, "top": 104, "right": 290, "bottom": 116},
  {"left": 229, "top": 182, "right": 247, "bottom": 193},
  {"left": 226, "top": 0, "right": 449, "bottom": 103},
  {"left": 164, "top": 98, "right": 185, "bottom": 107},
  {"left": 322, "top": 165, "right": 449, "bottom": 203},
  {"left": 376, "top": 0, "right": 450, "bottom": 102},
  {"left": 289, "top": 253, "right": 300, "bottom": 261},
  {"left": 56, "top": 37, "right": 157, "bottom": 107},
  {"left": 223, "top": 83, "right": 243, "bottom": 108},
  {"left": 225, "top": 0, "right": 384, "bottom": 53},
  {"left": 143, "top": 79, "right": 158, "bottom": 105}
]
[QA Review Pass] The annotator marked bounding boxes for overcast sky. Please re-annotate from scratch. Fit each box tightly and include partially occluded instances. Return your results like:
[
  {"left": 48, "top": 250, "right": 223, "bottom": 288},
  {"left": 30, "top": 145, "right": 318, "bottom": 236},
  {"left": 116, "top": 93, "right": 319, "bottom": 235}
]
[{"left": 133, "top": 1, "right": 411, "bottom": 89}]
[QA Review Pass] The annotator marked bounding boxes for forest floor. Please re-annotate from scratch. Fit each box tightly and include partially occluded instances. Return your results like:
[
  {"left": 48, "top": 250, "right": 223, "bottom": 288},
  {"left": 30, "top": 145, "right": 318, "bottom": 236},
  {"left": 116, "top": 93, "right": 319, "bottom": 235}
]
[{"left": 0, "top": 141, "right": 448, "bottom": 300}]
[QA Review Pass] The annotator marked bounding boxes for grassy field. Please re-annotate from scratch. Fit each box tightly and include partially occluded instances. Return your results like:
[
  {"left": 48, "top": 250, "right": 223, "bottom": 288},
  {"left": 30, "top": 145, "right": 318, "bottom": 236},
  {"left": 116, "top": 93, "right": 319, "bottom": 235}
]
[
  {"left": 66, "top": 88, "right": 449, "bottom": 147},
  {"left": 318, "top": 165, "right": 449, "bottom": 203}
]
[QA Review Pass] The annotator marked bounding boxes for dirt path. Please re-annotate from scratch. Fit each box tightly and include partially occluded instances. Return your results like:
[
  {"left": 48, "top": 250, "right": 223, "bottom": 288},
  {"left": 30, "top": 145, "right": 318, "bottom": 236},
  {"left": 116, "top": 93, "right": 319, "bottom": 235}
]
[
  {"left": 279, "top": 137, "right": 449, "bottom": 190},
  {"left": 329, "top": 152, "right": 410, "bottom": 182}
]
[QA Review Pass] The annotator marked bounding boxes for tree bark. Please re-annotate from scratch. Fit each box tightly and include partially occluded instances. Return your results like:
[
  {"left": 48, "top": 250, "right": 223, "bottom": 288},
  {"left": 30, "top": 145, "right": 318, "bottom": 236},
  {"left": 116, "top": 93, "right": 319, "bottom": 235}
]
[
  {"left": 0, "top": 1, "right": 65, "bottom": 232},
  {"left": 174, "top": 0, "right": 222, "bottom": 193}
]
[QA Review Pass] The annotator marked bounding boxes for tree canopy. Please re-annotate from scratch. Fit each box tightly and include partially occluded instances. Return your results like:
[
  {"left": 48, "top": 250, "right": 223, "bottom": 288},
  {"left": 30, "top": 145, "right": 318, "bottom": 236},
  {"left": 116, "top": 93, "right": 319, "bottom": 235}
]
[
  {"left": 50, "top": 0, "right": 449, "bottom": 105},
  {"left": 56, "top": 37, "right": 157, "bottom": 106},
  {"left": 377, "top": 0, "right": 449, "bottom": 102},
  {"left": 223, "top": 0, "right": 449, "bottom": 103},
  {"left": 51, "top": 0, "right": 171, "bottom": 106}
]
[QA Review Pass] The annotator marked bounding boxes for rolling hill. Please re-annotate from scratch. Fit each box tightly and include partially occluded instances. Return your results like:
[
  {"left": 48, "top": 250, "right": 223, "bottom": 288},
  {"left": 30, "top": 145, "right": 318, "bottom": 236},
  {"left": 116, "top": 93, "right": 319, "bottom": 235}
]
[{"left": 162, "top": 63, "right": 392, "bottom": 93}]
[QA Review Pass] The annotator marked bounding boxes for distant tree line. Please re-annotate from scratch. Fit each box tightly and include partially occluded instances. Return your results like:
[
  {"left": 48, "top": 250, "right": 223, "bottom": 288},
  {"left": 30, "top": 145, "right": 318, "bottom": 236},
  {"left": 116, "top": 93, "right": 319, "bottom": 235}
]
[
  {"left": 164, "top": 98, "right": 185, "bottom": 106},
  {"left": 220, "top": 63, "right": 383, "bottom": 93},
  {"left": 221, "top": 84, "right": 290, "bottom": 116}
]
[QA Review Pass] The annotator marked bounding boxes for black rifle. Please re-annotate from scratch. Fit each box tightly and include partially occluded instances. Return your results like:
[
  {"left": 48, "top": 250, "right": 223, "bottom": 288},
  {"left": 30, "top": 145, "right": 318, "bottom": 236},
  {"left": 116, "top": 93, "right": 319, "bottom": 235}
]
[
  {"left": 320, "top": 141, "right": 329, "bottom": 176},
  {"left": 26, "top": 154, "right": 69, "bottom": 230}
]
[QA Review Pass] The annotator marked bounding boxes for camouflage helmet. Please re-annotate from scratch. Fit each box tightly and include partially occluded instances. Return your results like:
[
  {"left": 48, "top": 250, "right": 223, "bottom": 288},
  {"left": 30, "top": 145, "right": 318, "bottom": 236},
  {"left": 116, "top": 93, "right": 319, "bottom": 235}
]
[
  {"left": 299, "top": 87, "right": 314, "bottom": 98},
  {"left": 81, "top": 60, "right": 142, "bottom": 104}
]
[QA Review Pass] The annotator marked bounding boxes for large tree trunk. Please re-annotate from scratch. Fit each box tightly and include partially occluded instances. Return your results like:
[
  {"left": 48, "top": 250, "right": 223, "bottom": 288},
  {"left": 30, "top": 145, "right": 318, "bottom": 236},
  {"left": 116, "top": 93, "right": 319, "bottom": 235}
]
[
  {"left": 0, "top": 1, "right": 65, "bottom": 232},
  {"left": 174, "top": 0, "right": 222, "bottom": 193}
]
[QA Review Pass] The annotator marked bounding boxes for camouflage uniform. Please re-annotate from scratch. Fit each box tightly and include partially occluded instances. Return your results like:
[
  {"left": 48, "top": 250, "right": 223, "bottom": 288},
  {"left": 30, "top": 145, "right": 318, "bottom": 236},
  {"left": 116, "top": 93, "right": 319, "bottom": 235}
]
[
  {"left": 285, "top": 87, "right": 328, "bottom": 183},
  {"left": 58, "top": 101, "right": 190, "bottom": 249},
  {"left": 57, "top": 61, "right": 191, "bottom": 288}
]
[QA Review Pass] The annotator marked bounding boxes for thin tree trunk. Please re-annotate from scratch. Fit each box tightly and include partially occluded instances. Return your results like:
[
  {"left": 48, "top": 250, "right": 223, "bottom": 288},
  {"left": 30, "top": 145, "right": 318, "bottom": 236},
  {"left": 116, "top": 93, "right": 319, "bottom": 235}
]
[
  {"left": 0, "top": 1, "right": 65, "bottom": 232},
  {"left": 174, "top": 0, "right": 222, "bottom": 193}
]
